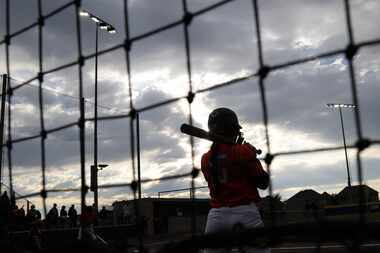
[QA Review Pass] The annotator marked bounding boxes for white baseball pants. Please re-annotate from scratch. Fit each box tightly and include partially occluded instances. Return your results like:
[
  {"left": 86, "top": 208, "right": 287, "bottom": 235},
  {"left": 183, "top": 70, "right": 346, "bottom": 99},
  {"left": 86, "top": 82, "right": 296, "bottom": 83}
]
[{"left": 204, "top": 202, "right": 271, "bottom": 253}]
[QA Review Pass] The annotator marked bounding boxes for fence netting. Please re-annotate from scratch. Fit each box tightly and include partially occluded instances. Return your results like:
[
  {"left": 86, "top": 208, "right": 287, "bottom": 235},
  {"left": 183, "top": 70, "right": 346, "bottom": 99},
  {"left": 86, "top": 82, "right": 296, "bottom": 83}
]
[{"left": 1, "top": 0, "right": 380, "bottom": 252}]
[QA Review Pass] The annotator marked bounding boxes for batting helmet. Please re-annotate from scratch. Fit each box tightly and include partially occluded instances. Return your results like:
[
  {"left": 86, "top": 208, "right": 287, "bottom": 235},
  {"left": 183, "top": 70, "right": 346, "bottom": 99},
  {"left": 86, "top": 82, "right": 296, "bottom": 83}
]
[{"left": 208, "top": 107, "right": 241, "bottom": 136}]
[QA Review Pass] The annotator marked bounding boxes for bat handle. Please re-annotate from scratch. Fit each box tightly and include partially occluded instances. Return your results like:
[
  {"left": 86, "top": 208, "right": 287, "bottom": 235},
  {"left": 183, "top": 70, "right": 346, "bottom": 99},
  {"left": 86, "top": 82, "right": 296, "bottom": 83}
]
[{"left": 243, "top": 141, "right": 262, "bottom": 155}]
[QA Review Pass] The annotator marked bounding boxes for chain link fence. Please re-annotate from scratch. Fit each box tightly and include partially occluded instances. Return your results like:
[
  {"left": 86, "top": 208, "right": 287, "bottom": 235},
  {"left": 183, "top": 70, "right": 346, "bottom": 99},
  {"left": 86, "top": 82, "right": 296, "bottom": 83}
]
[{"left": 1, "top": 0, "right": 380, "bottom": 252}]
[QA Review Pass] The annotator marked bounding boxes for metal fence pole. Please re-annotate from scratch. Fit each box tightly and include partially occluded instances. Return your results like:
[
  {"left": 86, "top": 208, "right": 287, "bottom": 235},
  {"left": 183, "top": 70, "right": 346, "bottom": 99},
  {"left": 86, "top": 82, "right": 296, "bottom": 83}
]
[
  {"left": 80, "top": 97, "right": 86, "bottom": 212},
  {"left": 136, "top": 112, "right": 142, "bottom": 199},
  {"left": 94, "top": 23, "right": 99, "bottom": 213},
  {"left": 0, "top": 74, "right": 7, "bottom": 194}
]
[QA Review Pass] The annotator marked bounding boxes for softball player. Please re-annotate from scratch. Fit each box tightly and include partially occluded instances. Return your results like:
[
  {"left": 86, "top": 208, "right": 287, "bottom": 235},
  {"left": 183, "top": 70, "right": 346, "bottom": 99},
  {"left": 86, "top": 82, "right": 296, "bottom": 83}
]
[{"left": 201, "top": 108, "right": 270, "bottom": 253}]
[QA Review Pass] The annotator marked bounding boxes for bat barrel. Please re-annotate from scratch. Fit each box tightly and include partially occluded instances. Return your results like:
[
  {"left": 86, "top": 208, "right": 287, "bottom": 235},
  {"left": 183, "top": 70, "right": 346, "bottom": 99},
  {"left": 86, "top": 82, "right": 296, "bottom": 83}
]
[{"left": 180, "top": 124, "right": 262, "bottom": 155}]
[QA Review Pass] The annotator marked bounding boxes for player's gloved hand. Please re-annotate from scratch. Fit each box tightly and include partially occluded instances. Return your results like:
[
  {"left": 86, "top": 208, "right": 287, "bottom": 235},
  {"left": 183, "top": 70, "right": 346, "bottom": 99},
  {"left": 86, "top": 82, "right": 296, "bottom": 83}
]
[{"left": 244, "top": 142, "right": 262, "bottom": 155}]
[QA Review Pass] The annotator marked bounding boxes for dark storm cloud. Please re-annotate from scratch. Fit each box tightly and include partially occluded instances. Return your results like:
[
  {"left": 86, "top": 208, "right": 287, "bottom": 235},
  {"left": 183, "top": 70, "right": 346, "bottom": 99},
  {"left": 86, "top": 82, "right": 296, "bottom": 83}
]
[
  {"left": 2, "top": 0, "right": 378, "bottom": 75},
  {"left": 257, "top": 0, "right": 347, "bottom": 62},
  {"left": 2, "top": 0, "right": 259, "bottom": 85},
  {"left": 92, "top": 87, "right": 190, "bottom": 166},
  {"left": 7, "top": 85, "right": 190, "bottom": 171},
  {"left": 204, "top": 48, "right": 380, "bottom": 144}
]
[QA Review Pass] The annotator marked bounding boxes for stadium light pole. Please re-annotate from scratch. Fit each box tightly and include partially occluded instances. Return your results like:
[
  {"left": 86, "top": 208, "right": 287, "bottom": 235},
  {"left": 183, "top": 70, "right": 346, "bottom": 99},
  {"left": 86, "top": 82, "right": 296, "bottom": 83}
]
[
  {"left": 90, "top": 163, "right": 108, "bottom": 212},
  {"left": 326, "top": 103, "right": 357, "bottom": 188},
  {"left": 80, "top": 10, "right": 116, "bottom": 212}
]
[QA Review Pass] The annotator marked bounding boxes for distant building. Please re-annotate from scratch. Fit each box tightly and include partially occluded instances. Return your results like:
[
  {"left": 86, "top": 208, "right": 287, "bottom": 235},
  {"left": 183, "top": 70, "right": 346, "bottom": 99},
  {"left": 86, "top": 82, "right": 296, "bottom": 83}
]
[
  {"left": 335, "top": 185, "right": 379, "bottom": 204},
  {"left": 281, "top": 189, "right": 328, "bottom": 222},
  {"left": 113, "top": 200, "right": 133, "bottom": 225},
  {"left": 109, "top": 185, "right": 379, "bottom": 233},
  {"left": 112, "top": 198, "right": 210, "bottom": 235},
  {"left": 284, "top": 189, "right": 324, "bottom": 211},
  {"left": 283, "top": 185, "right": 379, "bottom": 210}
]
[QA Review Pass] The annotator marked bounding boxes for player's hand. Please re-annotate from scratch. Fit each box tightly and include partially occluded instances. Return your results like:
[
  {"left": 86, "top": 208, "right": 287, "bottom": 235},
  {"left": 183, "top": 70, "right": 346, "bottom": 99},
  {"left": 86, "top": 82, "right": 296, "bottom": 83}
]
[{"left": 244, "top": 142, "right": 262, "bottom": 155}]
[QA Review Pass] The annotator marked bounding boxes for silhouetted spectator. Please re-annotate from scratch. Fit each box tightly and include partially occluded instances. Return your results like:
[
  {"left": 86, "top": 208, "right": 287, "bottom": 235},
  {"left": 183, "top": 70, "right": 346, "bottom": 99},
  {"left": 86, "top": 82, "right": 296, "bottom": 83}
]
[
  {"left": 0, "top": 191, "right": 11, "bottom": 237},
  {"left": 0, "top": 191, "right": 10, "bottom": 207},
  {"left": 9, "top": 204, "right": 20, "bottom": 230},
  {"left": 47, "top": 203, "right": 59, "bottom": 227},
  {"left": 57, "top": 205, "right": 67, "bottom": 227},
  {"left": 17, "top": 206, "right": 26, "bottom": 229},
  {"left": 27, "top": 205, "right": 41, "bottom": 224},
  {"left": 68, "top": 204, "right": 77, "bottom": 227},
  {"left": 19, "top": 206, "right": 25, "bottom": 217},
  {"left": 60, "top": 205, "right": 67, "bottom": 217}
]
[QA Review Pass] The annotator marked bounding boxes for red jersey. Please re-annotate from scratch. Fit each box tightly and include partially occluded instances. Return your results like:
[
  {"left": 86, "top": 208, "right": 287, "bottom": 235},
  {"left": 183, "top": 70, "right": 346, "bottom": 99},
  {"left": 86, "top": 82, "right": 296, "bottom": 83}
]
[{"left": 201, "top": 143, "right": 268, "bottom": 208}]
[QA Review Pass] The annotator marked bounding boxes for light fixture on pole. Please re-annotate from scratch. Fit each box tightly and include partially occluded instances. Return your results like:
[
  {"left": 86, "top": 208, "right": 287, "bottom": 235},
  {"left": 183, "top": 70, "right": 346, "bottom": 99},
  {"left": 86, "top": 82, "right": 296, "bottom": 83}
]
[
  {"left": 79, "top": 10, "right": 90, "bottom": 17},
  {"left": 99, "top": 23, "right": 108, "bottom": 30},
  {"left": 79, "top": 9, "right": 117, "bottom": 34},
  {"left": 107, "top": 27, "right": 116, "bottom": 34},
  {"left": 326, "top": 103, "right": 357, "bottom": 188},
  {"left": 80, "top": 9, "right": 116, "bottom": 212},
  {"left": 91, "top": 17, "right": 100, "bottom": 23}
]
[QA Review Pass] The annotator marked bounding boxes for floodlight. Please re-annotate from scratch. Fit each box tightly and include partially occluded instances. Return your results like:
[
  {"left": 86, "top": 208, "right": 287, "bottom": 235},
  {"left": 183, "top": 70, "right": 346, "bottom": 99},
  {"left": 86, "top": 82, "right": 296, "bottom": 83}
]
[
  {"left": 91, "top": 17, "right": 100, "bottom": 23},
  {"left": 79, "top": 10, "right": 90, "bottom": 17},
  {"left": 326, "top": 103, "right": 356, "bottom": 108},
  {"left": 107, "top": 27, "right": 116, "bottom": 34},
  {"left": 99, "top": 23, "right": 108, "bottom": 30}
]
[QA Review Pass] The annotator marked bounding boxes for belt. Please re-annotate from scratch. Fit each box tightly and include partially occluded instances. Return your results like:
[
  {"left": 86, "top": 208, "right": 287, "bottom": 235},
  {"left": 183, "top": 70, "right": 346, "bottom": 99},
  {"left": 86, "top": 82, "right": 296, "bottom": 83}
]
[{"left": 213, "top": 199, "right": 254, "bottom": 208}]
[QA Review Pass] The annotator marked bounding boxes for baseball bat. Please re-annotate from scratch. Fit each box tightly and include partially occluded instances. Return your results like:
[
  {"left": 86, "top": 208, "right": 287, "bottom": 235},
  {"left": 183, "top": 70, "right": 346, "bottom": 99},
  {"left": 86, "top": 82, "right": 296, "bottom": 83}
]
[
  {"left": 180, "top": 124, "right": 234, "bottom": 144},
  {"left": 180, "top": 123, "right": 262, "bottom": 155}
]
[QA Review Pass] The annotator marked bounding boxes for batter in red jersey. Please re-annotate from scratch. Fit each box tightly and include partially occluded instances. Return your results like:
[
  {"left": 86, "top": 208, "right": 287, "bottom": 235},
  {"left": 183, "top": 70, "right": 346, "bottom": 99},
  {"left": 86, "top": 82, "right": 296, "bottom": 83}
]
[{"left": 201, "top": 108, "right": 270, "bottom": 253}]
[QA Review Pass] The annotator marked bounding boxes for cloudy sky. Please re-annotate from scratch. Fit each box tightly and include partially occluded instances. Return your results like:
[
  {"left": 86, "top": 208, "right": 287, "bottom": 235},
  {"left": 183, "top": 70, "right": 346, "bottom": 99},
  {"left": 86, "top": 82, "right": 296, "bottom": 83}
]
[{"left": 0, "top": 0, "right": 379, "bottom": 212}]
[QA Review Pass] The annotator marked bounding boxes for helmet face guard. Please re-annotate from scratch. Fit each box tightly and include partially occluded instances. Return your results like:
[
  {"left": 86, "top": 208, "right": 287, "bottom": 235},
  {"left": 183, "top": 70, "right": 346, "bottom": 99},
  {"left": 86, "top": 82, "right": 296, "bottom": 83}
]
[{"left": 208, "top": 108, "right": 241, "bottom": 137}]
